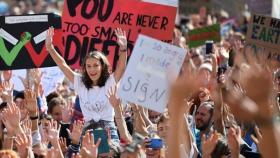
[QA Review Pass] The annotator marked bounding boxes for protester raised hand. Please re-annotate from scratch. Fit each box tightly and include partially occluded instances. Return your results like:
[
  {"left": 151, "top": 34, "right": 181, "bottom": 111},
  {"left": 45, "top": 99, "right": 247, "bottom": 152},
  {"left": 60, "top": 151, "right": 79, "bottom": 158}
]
[
  {"left": 106, "top": 86, "right": 122, "bottom": 112},
  {"left": 46, "top": 27, "right": 55, "bottom": 52},
  {"left": 15, "top": 132, "right": 32, "bottom": 158},
  {"left": 67, "top": 120, "right": 83, "bottom": 145},
  {"left": 24, "top": 89, "right": 38, "bottom": 117},
  {"left": 80, "top": 130, "right": 101, "bottom": 158},
  {"left": 1, "top": 81, "right": 14, "bottom": 103},
  {"left": 46, "top": 119, "right": 61, "bottom": 145},
  {"left": 1, "top": 103, "right": 22, "bottom": 136},
  {"left": 59, "top": 137, "right": 68, "bottom": 154},
  {"left": 201, "top": 131, "right": 219, "bottom": 158},
  {"left": 61, "top": 100, "right": 73, "bottom": 124},
  {"left": 227, "top": 127, "right": 241, "bottom": 158},
  {"left": 31, "top": 68, "right": 43, "bottom": 86},
  {"left": 115, "top": 28, "right": 127, "bottom": 51},
  {"left": 250, "top": 126, "right": 264, "bottom": 154}
]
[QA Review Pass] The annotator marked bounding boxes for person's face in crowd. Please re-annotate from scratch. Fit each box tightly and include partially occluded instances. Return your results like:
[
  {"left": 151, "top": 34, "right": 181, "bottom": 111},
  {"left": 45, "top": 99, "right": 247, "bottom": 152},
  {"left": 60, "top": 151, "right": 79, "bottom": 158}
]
[
  {"left": 146, "top": 148, "right": 161, "bottom": 158},
  {"left": 149, "top": 110, "right": 161, "bottom": 124},
  {"left": 192, "top": 54, "right": 203, "bottom": 68},
  {"left": 195, "top": 105, "right": 212, "bottom": 131},
  {"left": 198, "top": 89, "right": 210, "bottom": 103},
  {"left": 2, "top": 70, "right": 12, "bottom": 81},
  {"left": 15, "top": 98, "right": 28, "bottom": 121},
  {"left": 198, "top": 69, "right": 211, "bottom": 86},
  {"left": 50, "top": 104, "right": 62, "bottom": 122},
  {"left": 157, "top": 121, "right": 168, "bottom": 141},
  {"left": 85, "top": 57, "right": 102, "bottom": 85}
]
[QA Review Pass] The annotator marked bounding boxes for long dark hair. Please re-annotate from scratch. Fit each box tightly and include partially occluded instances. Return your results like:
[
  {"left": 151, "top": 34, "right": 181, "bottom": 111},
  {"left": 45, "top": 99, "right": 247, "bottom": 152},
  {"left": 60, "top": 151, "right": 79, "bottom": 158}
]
[{"left": 81, "top": 51, "right": 110, "bottom": 89}]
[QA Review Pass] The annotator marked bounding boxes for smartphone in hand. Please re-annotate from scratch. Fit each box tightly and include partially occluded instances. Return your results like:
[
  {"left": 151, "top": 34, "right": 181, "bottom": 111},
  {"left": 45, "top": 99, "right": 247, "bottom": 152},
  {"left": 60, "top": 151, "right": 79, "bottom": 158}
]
[
  {"left": 93, "top": 128, "right": 110, "bottom": 154},
  {"left": 205, "top": 40, "right": 214, "bottom": 54}
]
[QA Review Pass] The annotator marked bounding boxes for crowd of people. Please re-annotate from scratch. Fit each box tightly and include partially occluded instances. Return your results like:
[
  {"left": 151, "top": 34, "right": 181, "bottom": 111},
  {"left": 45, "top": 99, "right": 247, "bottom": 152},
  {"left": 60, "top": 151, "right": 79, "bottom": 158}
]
[{"left": 0, "top": 0, "right": 279, "bottom": 158}]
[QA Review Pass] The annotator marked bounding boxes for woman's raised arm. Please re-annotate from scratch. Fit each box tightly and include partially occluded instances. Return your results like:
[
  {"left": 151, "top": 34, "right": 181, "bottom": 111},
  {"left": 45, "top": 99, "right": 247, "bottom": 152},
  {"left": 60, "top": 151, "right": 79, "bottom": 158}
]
[{"left": 45, "top": 27, "right": 76, "bottom": 83}]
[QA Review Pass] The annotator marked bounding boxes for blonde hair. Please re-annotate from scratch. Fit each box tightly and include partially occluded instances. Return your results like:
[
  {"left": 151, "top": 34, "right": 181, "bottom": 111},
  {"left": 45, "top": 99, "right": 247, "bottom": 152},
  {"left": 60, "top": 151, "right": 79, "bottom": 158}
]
[{"left": 0, "top": 150, "right": 19, "bottom": 158}]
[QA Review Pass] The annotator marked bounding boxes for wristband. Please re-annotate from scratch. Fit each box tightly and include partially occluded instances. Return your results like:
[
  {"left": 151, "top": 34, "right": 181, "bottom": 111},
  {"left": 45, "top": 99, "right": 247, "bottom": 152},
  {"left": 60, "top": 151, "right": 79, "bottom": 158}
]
[{"left": 119, "top": 48, "right": 127, "bottom": 52}]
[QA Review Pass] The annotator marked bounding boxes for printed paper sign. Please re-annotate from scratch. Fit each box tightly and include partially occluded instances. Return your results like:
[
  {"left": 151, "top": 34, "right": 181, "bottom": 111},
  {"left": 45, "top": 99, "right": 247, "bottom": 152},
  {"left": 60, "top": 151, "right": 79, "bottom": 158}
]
[
  {"left": 62, "top": 0, "right": 177, "bottom": 70},
  {"left": 118, "top": 34, "right": 186, "bottom": 113},
  {"left": 188, "top": 24, "right": 221, "bottom": 48},
  {"left": 0, "top": 13, "right": 62, "bottom": 70}
]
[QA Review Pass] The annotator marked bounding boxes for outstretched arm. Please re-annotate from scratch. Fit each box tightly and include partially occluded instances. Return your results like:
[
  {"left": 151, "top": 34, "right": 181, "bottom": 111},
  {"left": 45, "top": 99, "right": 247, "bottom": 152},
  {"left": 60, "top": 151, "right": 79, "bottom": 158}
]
[
  {"left": 46, "top": 27, "right": 76, "bottom": 83},
  {"left": 114, "top": 28, "right": 128, "bottom": 82}
]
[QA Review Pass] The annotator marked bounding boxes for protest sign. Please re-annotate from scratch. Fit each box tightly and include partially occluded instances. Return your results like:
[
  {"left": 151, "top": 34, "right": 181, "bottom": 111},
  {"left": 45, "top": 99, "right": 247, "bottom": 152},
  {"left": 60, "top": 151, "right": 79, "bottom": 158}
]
[
  {"left": 62, "top": 0, "right": 177, "bottom": 70},
  {"left": 0, "top": 13, "right": 62, "bottom": 70},
  {"left": 188, "top": 24, "right": 221, "bottom": 48},
  {"left": 8, "top": 67, "right": 65, "bottom": 96},
  {"left": 246, "top": 14, "right": 280, "bottom": 63},
  {"left": 118, "top": 34, "right": 186, "bottom": 113},
  {"left": 142, "top": 0, "right": 178, "bottom": 7},
  {"left": 246, "top": 14, "right": 280, "bottom": 50},
  {"left": 272, "top": 0, "right": 280, "bottom": 19}
]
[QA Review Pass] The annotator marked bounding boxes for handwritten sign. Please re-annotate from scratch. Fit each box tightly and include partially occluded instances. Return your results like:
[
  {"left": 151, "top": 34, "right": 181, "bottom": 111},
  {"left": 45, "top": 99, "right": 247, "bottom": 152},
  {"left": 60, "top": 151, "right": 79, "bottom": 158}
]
[
  {"left": 188, "top": 24, "right": 221, "bottom": 48},
  {"left": 246, "top": 14, "right": 280, "bottom": 50},
  {"left": 0, "top": 13, "right": 62, "bottom": 70},
  {"left": 8, "top": 67, "right": 65, "bottom": 96},
  {"left": 118, "top": 34, "right": 186, "bottom": 113},
  {"left": 62, "top": 0, "right": 177, "bottom": 70},
  {"left": 246, "top": 14, "right": 280, "bottom": 63}
]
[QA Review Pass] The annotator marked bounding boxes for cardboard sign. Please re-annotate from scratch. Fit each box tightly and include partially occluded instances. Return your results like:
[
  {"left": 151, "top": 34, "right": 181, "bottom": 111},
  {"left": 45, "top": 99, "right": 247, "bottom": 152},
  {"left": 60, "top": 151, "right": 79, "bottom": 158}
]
[
  {"left": 0, "top": 13, "right": 62, "bottom": 70},
  {"left": 62, "top": 0, "right": 177, "bottom": 70},
  {"left": 188, "top": 24, "right": 221, "bottom": 48},
  {"left": 246, "top": 14, "right": 280, "bottom": 50},
  {"left": 118, "top": 34, "right": 186, "bottom": 113}
]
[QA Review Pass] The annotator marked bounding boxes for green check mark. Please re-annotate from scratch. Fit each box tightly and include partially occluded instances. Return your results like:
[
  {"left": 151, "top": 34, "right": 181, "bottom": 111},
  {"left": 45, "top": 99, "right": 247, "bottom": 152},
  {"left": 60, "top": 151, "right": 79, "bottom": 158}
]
[{"left": 0, "top": 32, "right": 31, "bottom": 66}]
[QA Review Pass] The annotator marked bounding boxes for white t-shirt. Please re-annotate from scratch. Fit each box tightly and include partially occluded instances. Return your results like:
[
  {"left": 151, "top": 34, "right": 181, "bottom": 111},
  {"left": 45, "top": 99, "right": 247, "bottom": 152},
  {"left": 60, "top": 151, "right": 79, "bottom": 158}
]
[{"left": 74, "top": 73, "right": 116, "bottom": 122}]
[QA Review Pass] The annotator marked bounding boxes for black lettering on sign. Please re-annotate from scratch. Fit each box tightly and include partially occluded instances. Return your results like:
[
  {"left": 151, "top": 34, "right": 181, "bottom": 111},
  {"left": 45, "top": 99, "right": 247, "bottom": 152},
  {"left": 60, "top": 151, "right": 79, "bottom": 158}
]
[
  {"left": 253, "top": 15, "right": 266, "bottom": 25},
  {"left": 63, "top": 34, "right": 133, "bottom": 69},
  {"left": 122, "top": 76, "right": 166, "bottom": 103},
  {"left": 67, "top": 0, "right": 114, "bottom": 21},
  {"left": 136, "top": 15, "right": 168, "bottom": 30},
  {"left": 64, "top": 22, "right": 90, "bottom": 35},
  {"left": 113, "top": 12, "right": 134, "bottom": 25}
]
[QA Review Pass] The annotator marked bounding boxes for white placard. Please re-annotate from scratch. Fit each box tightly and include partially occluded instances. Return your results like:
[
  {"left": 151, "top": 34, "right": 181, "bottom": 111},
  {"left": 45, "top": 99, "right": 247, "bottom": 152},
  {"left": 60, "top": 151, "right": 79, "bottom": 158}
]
[
  {"left": 142, "top": 0, "right": 178, "bottom": 7},
  {"left": 6, "top": 67, "right": 65, "bottom": 96},
  {"left": 272, "top": 0, "right": 280, "bottom": 18},
  {"left": 40, "top": 67, "right": 65, "bottom": 96},
  {"left": 5, "top": 15, "right": 48, "bottom": 24},
  {"left": 118, "top": 34, "right": 186, "bottom": 113},
  {"left": 0, "top": 28, "right": 18, "bottom": 45}
]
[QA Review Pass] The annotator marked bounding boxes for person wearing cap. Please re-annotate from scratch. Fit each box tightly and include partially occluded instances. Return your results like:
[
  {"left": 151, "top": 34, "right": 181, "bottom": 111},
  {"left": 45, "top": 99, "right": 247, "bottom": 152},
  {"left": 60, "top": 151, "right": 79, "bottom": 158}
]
[{"left": 198, "top": 62, "right": 213, "bottom": 88}]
